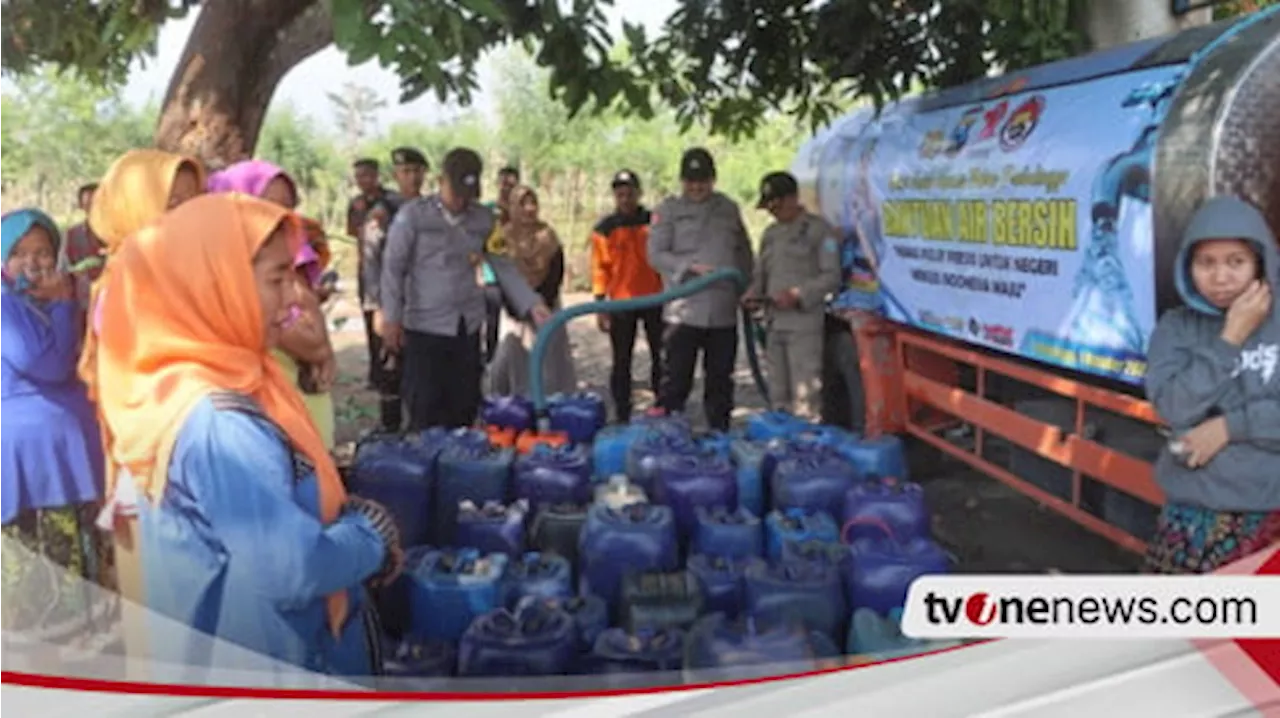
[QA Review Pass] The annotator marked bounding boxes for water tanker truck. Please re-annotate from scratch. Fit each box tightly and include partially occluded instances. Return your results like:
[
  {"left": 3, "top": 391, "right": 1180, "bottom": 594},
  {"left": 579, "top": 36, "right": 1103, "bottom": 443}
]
[{"left": 790, "top": 9, "right": 1280, "bottom": 554}]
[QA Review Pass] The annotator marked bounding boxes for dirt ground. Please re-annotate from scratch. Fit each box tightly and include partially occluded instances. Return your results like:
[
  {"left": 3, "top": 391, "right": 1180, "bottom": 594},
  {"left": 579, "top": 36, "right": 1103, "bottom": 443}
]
[{"left": 326, "top": 290, "right": 1140, "bottom": 575}]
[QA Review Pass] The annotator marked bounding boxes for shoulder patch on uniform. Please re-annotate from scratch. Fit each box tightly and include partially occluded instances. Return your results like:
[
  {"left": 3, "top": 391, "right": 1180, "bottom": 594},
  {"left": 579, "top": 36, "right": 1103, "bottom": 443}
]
[{"left": 823, "top": 236, "right": 839, "bottom": 253}]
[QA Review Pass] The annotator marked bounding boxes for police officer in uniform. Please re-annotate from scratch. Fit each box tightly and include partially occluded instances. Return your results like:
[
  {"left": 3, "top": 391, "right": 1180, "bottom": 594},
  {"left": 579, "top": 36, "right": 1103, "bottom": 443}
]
[
  {"left": 389, "top": 146, "right": 429, "bottom": 209},
  {"left": 744, "top": 171, "right": 842, "bottom": 422},
  {"left": 346, "top": 158, "right": 395, "bottom": 390},
  {"left": 361, "top": 147, "right": 429, "bottom": 432},
  {"left": 378, "top": 147, "right": 551, "bottom": 430},
  {"left": 648, "top": 147, "right": 755, "bottom": 431}
]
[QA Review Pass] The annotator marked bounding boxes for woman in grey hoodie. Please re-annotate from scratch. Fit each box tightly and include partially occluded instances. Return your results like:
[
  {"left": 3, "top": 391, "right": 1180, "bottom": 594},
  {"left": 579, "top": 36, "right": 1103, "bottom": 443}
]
[{"left": 1144, "top": 195, "right": 1280, "bottom": 574}]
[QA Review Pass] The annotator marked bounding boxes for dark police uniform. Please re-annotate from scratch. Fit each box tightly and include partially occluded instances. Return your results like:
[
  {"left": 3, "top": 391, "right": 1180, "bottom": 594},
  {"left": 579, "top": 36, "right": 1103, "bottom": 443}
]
[
  {"left": 347, "top": 158, "right": 395, "bottom": 390},
  {"left": 385, "top": 146, "right": 428, "bottom": 213},
  {"left": 647, "top": 148, "right": 755, "bottom": 431},
  {"left": 379, "top": 148, "right": 541, "bottom": 430},
  {"left": 361, "top": 147, "right": 428, "bottom": 432}
]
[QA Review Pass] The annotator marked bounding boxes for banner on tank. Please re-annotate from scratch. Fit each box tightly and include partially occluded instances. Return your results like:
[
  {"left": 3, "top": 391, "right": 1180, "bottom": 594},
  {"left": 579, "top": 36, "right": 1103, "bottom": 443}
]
[{"left": 818, "top": 65, "right": 1187, "bottom": 385}]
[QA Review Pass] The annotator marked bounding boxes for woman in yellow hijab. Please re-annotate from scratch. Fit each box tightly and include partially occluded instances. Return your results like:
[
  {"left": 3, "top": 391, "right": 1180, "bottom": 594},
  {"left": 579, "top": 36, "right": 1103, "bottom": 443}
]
[
  {"left": 78, "top": 149, "right": 205, "bottom": 665},
  {"left": 487, "top": 185, "right": 577, "bottom": 396},
  {"left": 95, "top": 192, "right": 400, "bottom": 676},
  {"left": 81, "top": 148, "right": 205, "bottom": 407}
]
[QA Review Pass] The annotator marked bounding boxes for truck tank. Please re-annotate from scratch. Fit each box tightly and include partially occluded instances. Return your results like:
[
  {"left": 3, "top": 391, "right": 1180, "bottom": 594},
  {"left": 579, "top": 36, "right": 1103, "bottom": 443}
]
[{"left": 793, "top": 10, "right": 1279, "bottom": 388}]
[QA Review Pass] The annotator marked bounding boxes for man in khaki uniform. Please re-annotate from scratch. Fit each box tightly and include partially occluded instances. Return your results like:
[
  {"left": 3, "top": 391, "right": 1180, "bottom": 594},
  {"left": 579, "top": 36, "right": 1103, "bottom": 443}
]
[
  {"left": 744, "top": 171, "right": 843, "bottom": 421},
  {"left": 648, "top": 147, "right": 755, "bottom": 431}
]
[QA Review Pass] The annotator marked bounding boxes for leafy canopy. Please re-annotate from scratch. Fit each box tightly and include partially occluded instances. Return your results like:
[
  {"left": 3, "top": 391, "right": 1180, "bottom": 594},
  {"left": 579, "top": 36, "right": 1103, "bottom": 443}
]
[
  {"left": 332, "top": 0, "right": 1093, "bottom": 139},
  {"left": 1, "top": 1, "right": 199, "bottom": 84},
  {"left": 0, "top": 0, "right": 1133, "bottom": 140}
]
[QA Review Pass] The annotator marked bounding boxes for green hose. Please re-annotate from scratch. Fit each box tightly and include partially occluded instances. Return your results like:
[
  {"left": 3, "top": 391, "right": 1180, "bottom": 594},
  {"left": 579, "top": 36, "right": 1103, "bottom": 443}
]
[{"left": 528, "top": 267, "right": 770, "bottom": 429}]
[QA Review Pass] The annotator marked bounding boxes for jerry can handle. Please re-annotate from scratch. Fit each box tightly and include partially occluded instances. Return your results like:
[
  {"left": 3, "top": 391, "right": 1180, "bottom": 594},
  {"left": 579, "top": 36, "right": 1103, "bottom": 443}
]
[{"left": 841, "top": 515, "right": 897, "bottom": 545}]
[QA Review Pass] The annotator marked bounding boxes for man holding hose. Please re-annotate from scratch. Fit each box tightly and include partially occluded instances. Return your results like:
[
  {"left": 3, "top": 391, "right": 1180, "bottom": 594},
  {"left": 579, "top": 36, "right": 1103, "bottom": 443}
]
[
  {"left": 648, "top": 148, "right": 755, "bottom": 431},
  {"left": 744, "top": 171, "right": 843, "bottom": 422}
]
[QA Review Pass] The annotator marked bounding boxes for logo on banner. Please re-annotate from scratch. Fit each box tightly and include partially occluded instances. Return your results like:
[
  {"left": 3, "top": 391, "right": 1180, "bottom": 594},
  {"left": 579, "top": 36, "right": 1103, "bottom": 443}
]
[
  {"left": 945, "top": 106, "right": 985, "bottom": 156},
  {"left": 999, "top": 95, "right": 1046, "bottom": 152},
  {"left": 919, "top": 94, "right": 1044, "bottom": 159},
  {"left": 984, "top": 323, "right": 1015, "bottom": 347},
  {"left": 919, "top": 129, "right": 948, "bottom": 159},
  {"left": 978, "top": 101, "right": 1008, "bottom": 142},
  {"left": 968, "top": 318, "right": 1015, "bottom": 346},
  {"left": 921, "top": 310, "right": 964, "bottom": 333}
]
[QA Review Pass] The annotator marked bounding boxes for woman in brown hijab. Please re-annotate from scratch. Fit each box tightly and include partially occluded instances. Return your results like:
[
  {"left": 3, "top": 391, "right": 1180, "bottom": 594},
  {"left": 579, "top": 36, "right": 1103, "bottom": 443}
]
[{"left": 487, "top": 186, "right": 577, "bottom": 397}]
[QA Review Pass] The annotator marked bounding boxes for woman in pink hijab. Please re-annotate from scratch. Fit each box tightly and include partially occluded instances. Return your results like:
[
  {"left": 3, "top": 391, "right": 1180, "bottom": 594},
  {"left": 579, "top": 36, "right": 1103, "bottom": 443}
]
[{"left": 207, "top": 160, "right": 338, "bottom": 448}]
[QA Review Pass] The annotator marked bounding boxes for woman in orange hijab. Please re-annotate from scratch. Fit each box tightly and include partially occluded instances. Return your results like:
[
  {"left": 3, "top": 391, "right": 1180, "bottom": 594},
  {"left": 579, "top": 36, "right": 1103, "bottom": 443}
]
[
  {"left": 206, "top": 160, "right": 338, "bottom": 449},
  {"left": 95, "top": 192, "right": 401, "bottom": 676}
]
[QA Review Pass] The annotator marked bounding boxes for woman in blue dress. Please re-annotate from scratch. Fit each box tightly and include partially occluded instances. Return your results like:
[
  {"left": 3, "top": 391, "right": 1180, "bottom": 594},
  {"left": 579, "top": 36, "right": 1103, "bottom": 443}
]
[
  {"left": 1, "top": 209, "right": 107, "bottom": 628},
  {"left": 93, "top": 193, "right": 403, "bottom": 680}
]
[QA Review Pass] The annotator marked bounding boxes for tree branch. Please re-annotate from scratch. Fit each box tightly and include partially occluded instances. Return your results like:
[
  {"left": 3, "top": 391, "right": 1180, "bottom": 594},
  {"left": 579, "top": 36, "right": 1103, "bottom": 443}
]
[
  {"left": 158, "top": 0, "right": 319, "bottom": 112},
  {"left": 262, "top": 1, "right": 338, "bottom": 84},
  {"left": 154, "top": 0, "right": 331, "bottom": 165}
]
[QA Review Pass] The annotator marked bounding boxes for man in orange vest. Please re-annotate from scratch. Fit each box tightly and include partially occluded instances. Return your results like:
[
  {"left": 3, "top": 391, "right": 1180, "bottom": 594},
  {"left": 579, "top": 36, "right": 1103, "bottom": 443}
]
[{"left": 590, "top": 169, "right": 666, "bottom": 422}]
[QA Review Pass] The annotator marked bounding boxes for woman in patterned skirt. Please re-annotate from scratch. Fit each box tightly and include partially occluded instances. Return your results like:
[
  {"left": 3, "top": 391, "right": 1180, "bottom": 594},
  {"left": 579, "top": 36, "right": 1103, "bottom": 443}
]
[
  {"left": 1143, "top": 195, "right": 1280, "bottom": 574},
  {"left": 2, "top": 209, "right": 107, "bottom": 633}
]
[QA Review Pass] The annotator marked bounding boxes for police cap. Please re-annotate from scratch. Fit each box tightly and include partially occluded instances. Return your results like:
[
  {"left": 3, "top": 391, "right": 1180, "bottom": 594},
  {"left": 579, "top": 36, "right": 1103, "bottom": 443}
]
[
  {"left": 680, "top": 147, "right": 716, "bottom": 181},
  {"left": 756, "top": 171, "right": 799, "bottom": 208},
  {"left": 391, "top": 147, "right": 428, "bottom": 168},
  {"left": 611, "top": 169, "right": 641, "bottom": 191},
  {"left": 443, "top": 147, "right": 483, "bottom": 200}
]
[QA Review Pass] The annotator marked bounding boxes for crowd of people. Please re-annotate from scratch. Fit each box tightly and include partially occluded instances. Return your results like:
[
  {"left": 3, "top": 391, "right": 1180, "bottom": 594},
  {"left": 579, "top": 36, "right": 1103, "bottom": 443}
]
[
  {"left": 1, "top": 137, "right": 1276, "bottom": 676},
  {"left": 341, "top": 145, "right": 863, "bottom": 436},
  {"left": 0, "top": 141, "right": 865, "bottom": 674}
]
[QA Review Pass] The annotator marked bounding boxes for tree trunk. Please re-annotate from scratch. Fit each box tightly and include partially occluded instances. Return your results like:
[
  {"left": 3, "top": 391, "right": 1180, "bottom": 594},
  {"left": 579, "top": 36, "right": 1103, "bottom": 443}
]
[{"left": 153, "top": 0, "right": 335, "bottom": 169}]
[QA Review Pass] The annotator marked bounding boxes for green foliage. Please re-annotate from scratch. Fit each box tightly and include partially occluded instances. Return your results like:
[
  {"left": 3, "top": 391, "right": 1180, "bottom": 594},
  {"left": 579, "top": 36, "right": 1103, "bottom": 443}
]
[
  {"left": 328, "top": 0, "right": 1093, "bottom": 141},
  {"left": 6, "top": 0, "right": 1103, "bottom": 145},
  {"left": 0, "top": 67, "right": 155, "bottom": 219},
  {"left": 329, "top": 0, "right": 623, "bottom": 112},
  {"left": 644, "top": 0, "right": 1089, "bottom": 139},
  {"left": 1, "top": 53, "right": 810, "bottom": 290},
  {"left": 1, "top": 0, "right": 197, "bottom": 85}
]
